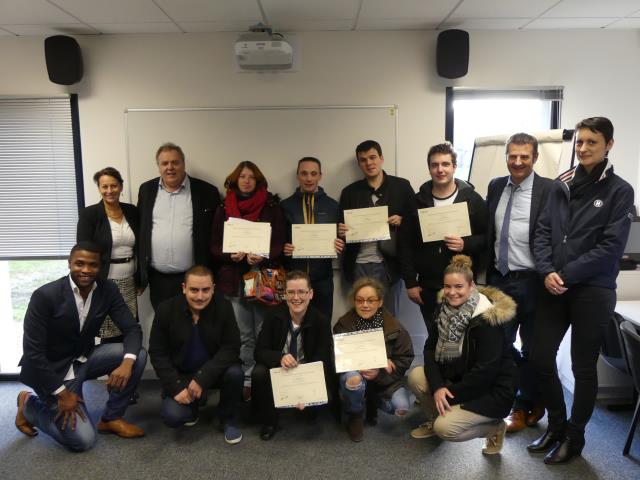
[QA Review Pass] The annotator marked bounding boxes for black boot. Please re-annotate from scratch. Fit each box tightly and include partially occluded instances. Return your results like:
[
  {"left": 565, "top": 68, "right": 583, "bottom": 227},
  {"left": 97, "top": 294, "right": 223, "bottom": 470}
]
[
  {"left": 543, "top": 422, "right": 585, "bottom": 465},
  {"left": 527, "top": 429, "right": 564, "bottom": 453}
]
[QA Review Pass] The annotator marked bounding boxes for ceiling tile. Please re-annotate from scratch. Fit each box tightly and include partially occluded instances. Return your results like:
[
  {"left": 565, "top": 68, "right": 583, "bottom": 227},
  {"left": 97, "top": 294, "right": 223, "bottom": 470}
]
[
  {"left": 524, "top": 18, "right": 615, "bottom": 29},
  {"left": 262, "top": 0, "right": 360, "bottom": 20},
  {"left": 50, "top": 0, "right": 169, "bottom": 23},
  {"left": 543, "top": 0, "right": 640, "bottom": 18},
  {"left": 441, "top": 18, "right": 530, "bottom": 30},
  {"left": 356, "top": 18, "right": 441, "bottom": 30},
  {"left": 359, "top": 0, "right": 458, "bottom": 21},
  {"left": 154, "top": 0, "right": 261, "bottom": 22},
  {"left": 2, "top": 24, "right": 98, "bottom": 36},
  {"left": 179, "top": 21, "right": 262, "bottom": 32},
  {"left": 0, "top": 28, "right": 15, "bottom": 36},
  {"left": 0, "top": 0, "right": 79, "bottom": 24},
  {"left": 92, "top": 23, "right": 182, "bottom": 34},
  {"left": 452, "top": 0, "right": 558, "bottom": 18},
  {"left": 605, "top": 18, "right": 640, "bottom": 28},
  {"left": 273, "top": 19, "right": 354, "bottom": 31}
]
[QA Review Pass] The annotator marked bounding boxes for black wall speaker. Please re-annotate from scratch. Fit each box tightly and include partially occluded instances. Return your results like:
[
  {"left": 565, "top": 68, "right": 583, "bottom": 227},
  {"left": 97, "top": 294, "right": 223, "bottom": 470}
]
[
  {"left": 44, "top": 35, "right": 83, "bottom": 85},
  {"left": 436, "top": 29, "right": 469, "bottom": 79}
]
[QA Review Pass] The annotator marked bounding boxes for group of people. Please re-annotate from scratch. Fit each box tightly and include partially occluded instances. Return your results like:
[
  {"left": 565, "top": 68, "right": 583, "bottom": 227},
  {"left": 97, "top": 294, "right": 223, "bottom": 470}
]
[{"left": 14, "top": 116, "right": 634, "bottom": 466}]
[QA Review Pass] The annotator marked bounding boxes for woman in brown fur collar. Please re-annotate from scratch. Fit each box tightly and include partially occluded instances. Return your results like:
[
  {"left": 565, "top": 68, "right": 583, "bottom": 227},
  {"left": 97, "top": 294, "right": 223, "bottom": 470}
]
[{"left": 408, "top": 255, "right": 517, "bottom": 455}]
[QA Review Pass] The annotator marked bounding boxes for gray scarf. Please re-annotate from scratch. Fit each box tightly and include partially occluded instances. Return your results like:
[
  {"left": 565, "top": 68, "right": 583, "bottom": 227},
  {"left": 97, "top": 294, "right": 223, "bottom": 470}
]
[{"left": 435, "top": 289, "right": 480, "bottom": 363}]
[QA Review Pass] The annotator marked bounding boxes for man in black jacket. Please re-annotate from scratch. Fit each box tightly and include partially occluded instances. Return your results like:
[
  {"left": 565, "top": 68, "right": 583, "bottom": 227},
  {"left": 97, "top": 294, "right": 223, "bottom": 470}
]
[
  {"left": 486, "top": 133, "right": 553, "bottom": 433},
  {"left": 252, "top": 270, "right": 334, "bottom": 440},
  {"left": 339, "top": 140, "right": 415, "bottom": 315},
  {"left": 399, "top": 142, "right": 487, "bottom": 337},
  {"left": 148, "top": 265, "right": 243, "bottom": 444},
  {"left": 137, "top": 143, "right": 220, "bottom": 310}
]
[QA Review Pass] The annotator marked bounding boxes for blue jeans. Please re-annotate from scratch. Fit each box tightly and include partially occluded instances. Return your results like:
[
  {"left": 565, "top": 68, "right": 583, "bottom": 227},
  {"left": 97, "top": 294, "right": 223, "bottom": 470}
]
[
  {"left": 227, "top": 295, "right": 265, "bottom": 386},
  {"left": 161, "top": 364, "right": 243, "bottom": 427},
  {"left": 23, "top": 343, "right": 147, "bottom": 452},
  {"left": 339, "top": 371, "right": 410, "bottom": 415}
]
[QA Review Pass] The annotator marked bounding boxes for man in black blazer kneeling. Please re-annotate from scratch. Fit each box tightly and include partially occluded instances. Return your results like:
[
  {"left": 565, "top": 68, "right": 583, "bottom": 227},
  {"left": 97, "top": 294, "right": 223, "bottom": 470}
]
[{"left": 15, "top": 241, "right": 147, "bottom": 452}]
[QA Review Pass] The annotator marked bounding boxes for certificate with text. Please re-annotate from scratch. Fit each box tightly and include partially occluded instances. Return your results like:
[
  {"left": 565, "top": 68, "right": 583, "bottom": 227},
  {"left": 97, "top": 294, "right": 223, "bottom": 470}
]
[
  {"left": 222, "top": 219, "right": 271, "bottom": 256},
  {"left": 291, "top": 223, "right": 337, "bottom": 258},
  {"left": 418, "top": 202, "right": 471, "bottom": 243},
  {"left": 343, "top": 206, "right": 390, "bottom": 243},
  {"left": 333, "top": 328, "right": 388, "bottom": 373},
  {"left": 270, "top": 361, "right": 328, "bottom": 408}
]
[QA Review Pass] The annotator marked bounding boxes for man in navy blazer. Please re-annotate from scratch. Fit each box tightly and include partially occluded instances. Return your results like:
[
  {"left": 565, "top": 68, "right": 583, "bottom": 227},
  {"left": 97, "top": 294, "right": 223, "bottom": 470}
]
[
  {"left": 486, "top": 133, "right": 553, "bottom": 434},
  {"left": 15, "top": 242, "right": 147, "bottom": 452},
  {"left": 137, "top": 142, "right": 220, "bottom": 310}
]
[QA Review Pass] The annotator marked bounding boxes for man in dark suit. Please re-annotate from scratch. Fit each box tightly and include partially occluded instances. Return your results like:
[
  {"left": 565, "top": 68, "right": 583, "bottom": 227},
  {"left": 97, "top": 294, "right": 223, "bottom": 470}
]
[
  {"left": 148, "top": 265, "right": 244, "bottom": 444},
  {"left": 137, "top": 142, "right": 220, "bottom": 310},
  {"left": 486, "top": 132, "right": 553, "bottom": 433},
  {"left": 15, "top": 242, "right": 147, "bottom": 452}
]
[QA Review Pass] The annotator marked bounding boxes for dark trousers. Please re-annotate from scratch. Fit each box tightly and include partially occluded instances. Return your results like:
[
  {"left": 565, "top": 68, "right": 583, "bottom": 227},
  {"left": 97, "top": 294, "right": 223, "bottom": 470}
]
[
  {"left": 530, "top": 285, "right": 615, "bottom": 437},
  {"left": 310, "top": 275, "right": 334, "bottom": 322},
  {"left": 148, "top": 268, "right": 185, "bottom": 311},
  {"left": 489, "top": 272, "right": 539, "bottom": 410},
  {"left": 418, "top": 286, "right": 439, "bottom": 340},
  {"left": 160, "top": 364, "right": 243, "bottom": 427}
]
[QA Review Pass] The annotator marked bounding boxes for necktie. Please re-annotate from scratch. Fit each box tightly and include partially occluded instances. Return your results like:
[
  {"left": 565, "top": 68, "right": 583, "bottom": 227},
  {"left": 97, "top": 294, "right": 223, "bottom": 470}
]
[
  {"left": 289, "top": 327, "right": 300, "bottom": 360},
  {"left": 497, "top": 184, "right": 518, "bottom": 276}
]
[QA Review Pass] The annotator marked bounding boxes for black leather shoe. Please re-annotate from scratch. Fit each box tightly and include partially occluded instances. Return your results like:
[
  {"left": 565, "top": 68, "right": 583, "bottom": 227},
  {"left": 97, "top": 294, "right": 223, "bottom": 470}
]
[
  {"left": 527, "top": 431, "right": 563, "bottom": 453},
  {"left": 260, "top": 425, "right": 277, "bottom": 441},
  {"left": 544, "top": 437, "right": 584, "bottom": 465}
]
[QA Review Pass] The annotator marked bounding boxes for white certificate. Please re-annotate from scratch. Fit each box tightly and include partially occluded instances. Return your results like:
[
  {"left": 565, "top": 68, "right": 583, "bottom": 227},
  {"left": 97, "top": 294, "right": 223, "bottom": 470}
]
[
  {"left": 269, "top": 361, "right": 328, "bottom": 408},
  {"left": 291, "top": 223, "right": 337, "bottom": 258},
  {"left": 343, "top": 206, "right": 390, "bottom": 243},
  {"left": 418, "top": 202, "right": 472, "bottom": 243},
  {"left": 333, "top": 328, "right": 388, "bottom": 373},
  {"left": 222, "top": 219, "right": 271, "bottom": 256}
]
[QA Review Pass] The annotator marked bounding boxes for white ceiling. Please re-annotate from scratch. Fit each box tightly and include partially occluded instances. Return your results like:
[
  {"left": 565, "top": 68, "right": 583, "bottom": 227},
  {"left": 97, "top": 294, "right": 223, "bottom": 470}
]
[{"left": 1, "top": 0, "right": 639, "bottom": 36}]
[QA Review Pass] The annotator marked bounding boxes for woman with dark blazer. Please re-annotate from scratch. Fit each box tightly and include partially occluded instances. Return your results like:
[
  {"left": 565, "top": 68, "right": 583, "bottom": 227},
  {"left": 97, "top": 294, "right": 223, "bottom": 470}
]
[{"left": 77, "top": 167, "right": 140, "bottom": 342}]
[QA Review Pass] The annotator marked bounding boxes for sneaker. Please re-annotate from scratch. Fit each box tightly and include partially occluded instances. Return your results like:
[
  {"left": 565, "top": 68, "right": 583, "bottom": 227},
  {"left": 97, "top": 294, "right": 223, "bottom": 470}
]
[
  {"left": 482, "top": 420, "right": 507, "bottom": 455},
  {"left": 411, "top": 421, "right": 436, "bottom": 439},
  {"left": 184, "top": 417, "right": 199, "bottom": 427},
  {"left": 223, "top": 423, "right": 242, "bottom": 445}
]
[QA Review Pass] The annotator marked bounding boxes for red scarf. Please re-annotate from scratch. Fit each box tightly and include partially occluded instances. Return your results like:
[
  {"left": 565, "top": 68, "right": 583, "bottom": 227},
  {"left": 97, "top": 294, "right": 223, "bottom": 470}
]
[{"left": 224, "top": 185, "right": 268, "bottom": 222}]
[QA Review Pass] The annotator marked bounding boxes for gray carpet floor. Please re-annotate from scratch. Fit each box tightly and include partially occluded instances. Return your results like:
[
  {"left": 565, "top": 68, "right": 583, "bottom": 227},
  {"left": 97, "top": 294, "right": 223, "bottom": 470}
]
[{"left": 0, "top": 380, "right": 638, "bottom": 480}]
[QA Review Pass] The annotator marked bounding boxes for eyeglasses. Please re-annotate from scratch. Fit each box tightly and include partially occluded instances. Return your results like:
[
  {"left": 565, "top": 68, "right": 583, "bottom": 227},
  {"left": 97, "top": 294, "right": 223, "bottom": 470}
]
[
  {"left": 285, "top": 289, "right": 310, "bottom": 298},
  {"left": 355, "top": 297, "right": 380, "bottom": 305}
]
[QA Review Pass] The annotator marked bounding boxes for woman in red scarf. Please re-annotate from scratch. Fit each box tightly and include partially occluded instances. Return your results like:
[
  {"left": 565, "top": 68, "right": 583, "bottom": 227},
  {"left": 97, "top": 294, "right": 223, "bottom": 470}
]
[{"left": 211, "top": 161, "right": 285, "bottom": 400}]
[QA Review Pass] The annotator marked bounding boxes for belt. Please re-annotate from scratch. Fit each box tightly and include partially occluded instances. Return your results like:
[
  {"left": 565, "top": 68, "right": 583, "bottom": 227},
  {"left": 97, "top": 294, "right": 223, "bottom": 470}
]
[
  {"left": 110, "top": 257, "right": 133, "bottom": 264},
  {"left": 503, "top": 270, "right": 538, "bottom": 280}
]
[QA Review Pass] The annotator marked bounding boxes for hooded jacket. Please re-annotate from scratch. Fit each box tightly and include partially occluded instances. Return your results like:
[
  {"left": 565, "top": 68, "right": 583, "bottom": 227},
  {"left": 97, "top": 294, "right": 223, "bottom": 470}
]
[
  {"left": 423, "top": 286, "right": 517, "bottom": 419},
  {"left": 399, "top": 179, "right": 488, "bottom": 290}
]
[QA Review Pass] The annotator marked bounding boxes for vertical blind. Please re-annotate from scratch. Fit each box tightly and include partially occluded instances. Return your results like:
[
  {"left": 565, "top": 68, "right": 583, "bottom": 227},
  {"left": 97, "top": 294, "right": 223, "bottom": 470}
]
[{"left": 0, "top": 96, "right": 78, "bottom": 259}]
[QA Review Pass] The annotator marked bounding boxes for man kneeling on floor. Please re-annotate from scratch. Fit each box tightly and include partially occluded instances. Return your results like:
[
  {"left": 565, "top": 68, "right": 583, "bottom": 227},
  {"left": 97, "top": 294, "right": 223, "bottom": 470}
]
[
  {"left": 16, "top": 242, "right": 147, "bottom": 452},
  {"left": 148, "top": 265, "right": 243, "bottom": 444}
]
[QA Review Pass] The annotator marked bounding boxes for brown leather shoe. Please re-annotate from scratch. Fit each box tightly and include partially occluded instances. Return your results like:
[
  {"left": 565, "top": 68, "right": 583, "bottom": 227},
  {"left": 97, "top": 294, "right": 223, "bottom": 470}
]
[
  {"left": 347, "top": 413, "right": 364, "bottom": 442},
  {"left": 526, "top": 403, "right": 546, "bottom": 426},
  {"left": 15, "top": 391, "right": 38, "bottom": 437},
  {"left": 505, "top": 408, "right": 527, "bottom": 433},
  {"left": 97, "top": 418, "right": 145, "bottom": 438}
]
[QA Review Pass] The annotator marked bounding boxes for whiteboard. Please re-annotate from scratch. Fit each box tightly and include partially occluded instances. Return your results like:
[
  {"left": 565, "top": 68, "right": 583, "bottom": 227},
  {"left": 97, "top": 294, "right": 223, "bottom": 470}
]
[{"left": 125, "top": 105, "right": 398, "bottom": 202}]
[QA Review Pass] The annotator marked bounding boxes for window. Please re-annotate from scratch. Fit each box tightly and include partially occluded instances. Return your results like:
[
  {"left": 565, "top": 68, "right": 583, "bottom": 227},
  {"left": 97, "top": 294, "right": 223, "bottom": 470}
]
[
  {"left": 445, "top": 87, "right": 562, "bottom": 181},
  {"left": 0, "top": 95, "right": 82, "bottom": 374}
]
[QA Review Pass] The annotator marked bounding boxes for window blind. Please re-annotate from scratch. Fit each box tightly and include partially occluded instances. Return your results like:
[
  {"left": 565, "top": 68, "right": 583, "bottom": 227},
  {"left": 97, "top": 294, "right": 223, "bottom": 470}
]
[{"left": 0, "top": 96, "right": 78, "bottom": 259}]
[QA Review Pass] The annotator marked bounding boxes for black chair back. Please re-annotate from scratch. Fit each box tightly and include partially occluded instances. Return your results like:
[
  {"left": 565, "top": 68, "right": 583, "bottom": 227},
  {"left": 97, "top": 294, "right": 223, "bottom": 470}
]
[
  {"left": 602, "top": 313, "right": 632, "bottom": 374},
  {"left": 620, "top": 321, "right": 640, "bottom": 392}
]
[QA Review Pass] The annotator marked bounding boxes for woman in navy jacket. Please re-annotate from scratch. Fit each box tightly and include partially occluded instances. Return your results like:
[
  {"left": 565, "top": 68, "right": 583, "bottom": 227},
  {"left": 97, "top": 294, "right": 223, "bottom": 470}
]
[{"left": 529, "top": 117, "right": 635, "bottom": 464}]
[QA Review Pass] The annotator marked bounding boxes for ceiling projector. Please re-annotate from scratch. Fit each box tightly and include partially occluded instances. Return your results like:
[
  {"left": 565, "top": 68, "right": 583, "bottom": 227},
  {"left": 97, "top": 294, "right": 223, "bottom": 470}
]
[{"left": 235, "top": 23, "right": 293, "bottom": 70}]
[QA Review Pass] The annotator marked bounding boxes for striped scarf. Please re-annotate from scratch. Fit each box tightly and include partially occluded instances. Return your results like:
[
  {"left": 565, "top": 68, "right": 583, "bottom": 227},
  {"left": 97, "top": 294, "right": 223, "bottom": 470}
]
[{"left": 435, "top": 289, "right": 479, "bottom": 363}]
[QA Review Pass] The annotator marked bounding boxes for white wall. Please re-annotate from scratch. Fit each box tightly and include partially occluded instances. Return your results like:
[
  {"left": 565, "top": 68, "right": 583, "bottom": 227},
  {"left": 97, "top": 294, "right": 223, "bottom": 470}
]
[{"left": 1, "top": 29, "right": 639, "bottom": 375}]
